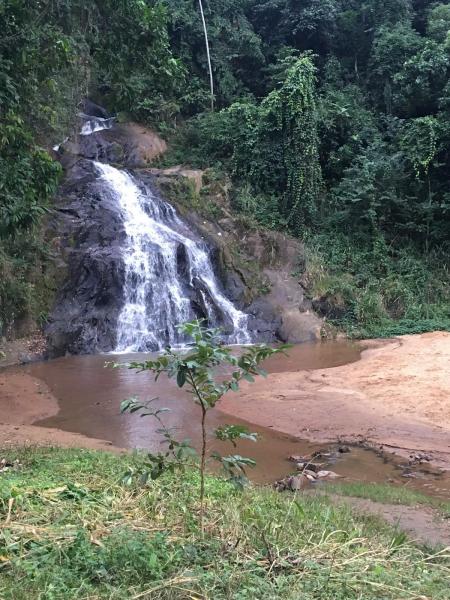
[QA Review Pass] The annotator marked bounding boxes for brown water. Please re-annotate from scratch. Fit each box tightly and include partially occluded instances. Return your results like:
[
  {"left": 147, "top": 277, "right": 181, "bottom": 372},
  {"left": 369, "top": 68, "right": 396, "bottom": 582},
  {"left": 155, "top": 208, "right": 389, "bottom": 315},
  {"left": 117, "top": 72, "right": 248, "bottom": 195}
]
[{"left": 26, "top": 341, "right": 450, "bottom": 499}]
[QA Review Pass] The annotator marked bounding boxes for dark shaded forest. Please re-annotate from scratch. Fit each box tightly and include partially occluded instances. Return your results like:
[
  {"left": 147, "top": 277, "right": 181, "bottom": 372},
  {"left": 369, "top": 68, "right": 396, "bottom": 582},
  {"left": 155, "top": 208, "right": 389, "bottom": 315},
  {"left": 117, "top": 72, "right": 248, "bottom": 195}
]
[{"left": 1, "top": 0, "right": 449, "bottom": 336}]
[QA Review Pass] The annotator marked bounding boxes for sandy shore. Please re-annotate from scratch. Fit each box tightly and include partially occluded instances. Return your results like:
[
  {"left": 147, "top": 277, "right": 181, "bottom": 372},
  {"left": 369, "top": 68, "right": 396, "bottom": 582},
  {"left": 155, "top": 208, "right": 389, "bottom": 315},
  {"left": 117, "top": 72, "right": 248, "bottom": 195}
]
[
  {"left": 0, "top": 370, "right": 121, "bottom": 451},
  {"left": 1, "top": 331, "right": 449, "bottom": 468},
  {"left": 221, "top": 331, "right": 450, "bottom": 469}
]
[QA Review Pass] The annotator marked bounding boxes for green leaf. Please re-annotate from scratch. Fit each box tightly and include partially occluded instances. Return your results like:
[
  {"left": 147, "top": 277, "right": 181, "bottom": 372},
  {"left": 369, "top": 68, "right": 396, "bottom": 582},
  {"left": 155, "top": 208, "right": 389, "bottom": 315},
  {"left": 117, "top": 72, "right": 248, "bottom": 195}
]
[{"left": 176, "top": 369, "right": 186, "bottom": 388}]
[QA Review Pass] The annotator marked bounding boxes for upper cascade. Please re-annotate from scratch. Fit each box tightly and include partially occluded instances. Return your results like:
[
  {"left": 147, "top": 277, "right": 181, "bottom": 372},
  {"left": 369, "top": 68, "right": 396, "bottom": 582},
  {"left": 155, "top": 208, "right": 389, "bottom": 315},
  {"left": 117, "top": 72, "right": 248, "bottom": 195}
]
[
  {"left": 94, "top": 162, "right": 251, "bottom": 352},
  {"left": 79, "top": 113, "right": 115, "bottom": 136}
]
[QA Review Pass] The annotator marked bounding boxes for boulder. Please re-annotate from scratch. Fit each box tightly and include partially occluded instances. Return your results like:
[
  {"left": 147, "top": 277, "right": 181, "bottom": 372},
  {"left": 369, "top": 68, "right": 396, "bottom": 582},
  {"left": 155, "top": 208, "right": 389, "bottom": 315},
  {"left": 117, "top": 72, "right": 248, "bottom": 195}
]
[
  {"left": 102, "top": 122, "right": 167, "bottom": 167},
  {"left": 277, "top": 309, "right": 322, "bottom": 344}
]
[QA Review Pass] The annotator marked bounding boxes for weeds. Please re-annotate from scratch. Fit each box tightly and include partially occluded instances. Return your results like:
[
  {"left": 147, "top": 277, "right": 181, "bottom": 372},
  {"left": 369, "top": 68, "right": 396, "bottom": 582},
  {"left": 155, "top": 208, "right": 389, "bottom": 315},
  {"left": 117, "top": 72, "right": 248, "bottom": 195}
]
[
  {"left": 323, "top": 481, "right": 450, "bottom": 517},
  {"left": 0, "top": 447, "right": 448, "bottom": 599},
  {"left": 304, "top": 232, "right": 450, "bottom": 338}
]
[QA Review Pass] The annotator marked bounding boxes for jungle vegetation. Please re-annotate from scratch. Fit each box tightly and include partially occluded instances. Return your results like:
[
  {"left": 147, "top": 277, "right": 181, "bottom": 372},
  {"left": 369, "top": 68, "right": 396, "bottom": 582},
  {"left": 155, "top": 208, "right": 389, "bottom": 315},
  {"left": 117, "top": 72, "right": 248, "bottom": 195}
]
[{"left": 1, "top": 0, "right": 449, "bottom": 336}]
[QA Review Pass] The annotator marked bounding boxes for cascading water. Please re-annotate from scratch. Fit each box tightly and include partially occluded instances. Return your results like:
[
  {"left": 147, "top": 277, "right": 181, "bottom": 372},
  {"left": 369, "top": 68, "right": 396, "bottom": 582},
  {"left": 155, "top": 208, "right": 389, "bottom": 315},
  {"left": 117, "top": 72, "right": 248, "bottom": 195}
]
[
  {"left": 94, "top": 162, "right": 251, "bottom": 352},
  {"left": 79, "top": 113, "right": 115, "bottom": 136}
]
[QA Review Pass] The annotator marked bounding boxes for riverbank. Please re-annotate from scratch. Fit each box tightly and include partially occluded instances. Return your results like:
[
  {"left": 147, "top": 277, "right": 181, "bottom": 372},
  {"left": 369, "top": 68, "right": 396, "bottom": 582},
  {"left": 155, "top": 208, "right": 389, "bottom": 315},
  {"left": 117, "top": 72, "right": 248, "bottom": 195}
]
[
  {"left": 221, "top": 331, "right": 450, "bottom": 469},
  {"left": 0, "top": 334, "right": 46, "bottom": 368},
  {"left": 0, "top": 370, "right": 120, "bottom": 452},
  {"left": 1, "top": 332, "right": 450, "bottom": 469},
  {"left": 0, "top": 446, "right": 448, "bottom": 600}
]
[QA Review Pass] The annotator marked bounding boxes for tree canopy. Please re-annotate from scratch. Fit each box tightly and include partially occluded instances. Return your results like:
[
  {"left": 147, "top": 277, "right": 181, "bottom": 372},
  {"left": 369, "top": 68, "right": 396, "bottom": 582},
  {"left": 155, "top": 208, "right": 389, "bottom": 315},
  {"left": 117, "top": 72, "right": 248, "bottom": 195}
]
[{"left": 1, "top": 0, "right": 449, "bottom": 335}]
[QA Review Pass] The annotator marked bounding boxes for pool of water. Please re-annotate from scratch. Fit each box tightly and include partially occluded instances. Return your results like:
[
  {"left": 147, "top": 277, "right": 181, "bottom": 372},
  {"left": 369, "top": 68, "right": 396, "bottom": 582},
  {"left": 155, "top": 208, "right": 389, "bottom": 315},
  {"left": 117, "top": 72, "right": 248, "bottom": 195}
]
[{"left": 23, "top": 341, "right": 450, "bottom": 498}]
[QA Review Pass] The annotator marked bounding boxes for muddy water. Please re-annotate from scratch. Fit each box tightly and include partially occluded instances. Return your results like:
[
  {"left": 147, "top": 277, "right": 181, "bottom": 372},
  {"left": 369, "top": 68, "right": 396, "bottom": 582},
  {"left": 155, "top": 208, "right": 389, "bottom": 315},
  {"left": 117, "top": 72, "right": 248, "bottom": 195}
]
[{"left": 26, "top": 342, "right": 450, "bottom": 498}]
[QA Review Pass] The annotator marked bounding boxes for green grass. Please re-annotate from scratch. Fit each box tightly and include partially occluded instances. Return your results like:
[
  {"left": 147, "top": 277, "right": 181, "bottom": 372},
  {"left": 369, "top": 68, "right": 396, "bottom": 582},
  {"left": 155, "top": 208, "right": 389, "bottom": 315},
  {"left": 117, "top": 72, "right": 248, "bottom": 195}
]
[
  {"left": 303, "top": 232, "right": 450, "bottom": 339},
  {"left": 324, "top": 481, "right": 450, "bottom": 517},
  {"left": 0, "top": 447, "right": 449, "bottom": 599}
]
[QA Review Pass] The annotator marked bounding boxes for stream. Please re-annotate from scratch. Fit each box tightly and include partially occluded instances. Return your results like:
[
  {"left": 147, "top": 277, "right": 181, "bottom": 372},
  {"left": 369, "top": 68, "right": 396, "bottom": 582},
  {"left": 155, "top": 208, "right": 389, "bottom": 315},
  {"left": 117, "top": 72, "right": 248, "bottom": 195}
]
[
  {"left": 25, "top": 341, "right": 450, "bottom": 500},
  {"left": 15, "top": 111, "right": 449, "bottom": 503}
]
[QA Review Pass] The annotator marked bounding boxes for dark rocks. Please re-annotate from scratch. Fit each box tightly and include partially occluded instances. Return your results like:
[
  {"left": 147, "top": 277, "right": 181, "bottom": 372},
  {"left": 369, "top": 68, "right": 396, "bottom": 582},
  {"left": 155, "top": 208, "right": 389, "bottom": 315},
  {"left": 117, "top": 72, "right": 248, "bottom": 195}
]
[
  {"left": 246, "top": 297, "right": 282, "bottom": 343},
  {"left": 45, "top": 160, "right": 126, "bottom": 357},
  {"left": 81, "top": 99, "right": 111, "bottom": 119}
]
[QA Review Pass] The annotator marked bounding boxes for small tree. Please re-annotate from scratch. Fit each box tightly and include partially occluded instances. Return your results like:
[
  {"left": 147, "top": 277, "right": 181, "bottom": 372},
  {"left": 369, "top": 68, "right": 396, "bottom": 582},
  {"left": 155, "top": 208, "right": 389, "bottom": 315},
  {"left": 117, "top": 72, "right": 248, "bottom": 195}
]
[{"left": 118, "top": 320, "right": 287, "bottom": 531}]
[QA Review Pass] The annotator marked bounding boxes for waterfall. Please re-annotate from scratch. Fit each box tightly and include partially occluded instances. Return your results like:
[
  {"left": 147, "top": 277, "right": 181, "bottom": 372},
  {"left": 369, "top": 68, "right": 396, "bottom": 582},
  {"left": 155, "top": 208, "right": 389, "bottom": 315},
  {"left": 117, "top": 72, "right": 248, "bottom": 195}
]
[
  {"left": 79, "top": 113, "right": 115, "bottom": 136},
  {"left": 94, "top": 162, "right": 251, "bottom": 352}
]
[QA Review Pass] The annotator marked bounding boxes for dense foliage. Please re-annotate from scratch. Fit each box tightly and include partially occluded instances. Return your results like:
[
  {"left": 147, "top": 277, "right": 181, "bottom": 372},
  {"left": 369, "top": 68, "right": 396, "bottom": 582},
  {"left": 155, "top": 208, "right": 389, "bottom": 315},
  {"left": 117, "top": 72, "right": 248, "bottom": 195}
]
[
  {"left": 1, "top": 0, "right": 449, "bottom": 335},
  {"left": 162, "top": 0, "right": 450, "bottom": 334}
]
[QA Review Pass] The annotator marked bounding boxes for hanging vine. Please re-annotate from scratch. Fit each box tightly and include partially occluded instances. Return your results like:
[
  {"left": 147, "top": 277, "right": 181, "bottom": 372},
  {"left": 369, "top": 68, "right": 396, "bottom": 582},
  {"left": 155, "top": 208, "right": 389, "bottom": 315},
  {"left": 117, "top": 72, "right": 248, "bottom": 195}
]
[
  {"left": 222, "top": 55, "right": 322, "bottom": 234},
  {"left": 271, "top": 55, "right": 322, "bottom": 232}
]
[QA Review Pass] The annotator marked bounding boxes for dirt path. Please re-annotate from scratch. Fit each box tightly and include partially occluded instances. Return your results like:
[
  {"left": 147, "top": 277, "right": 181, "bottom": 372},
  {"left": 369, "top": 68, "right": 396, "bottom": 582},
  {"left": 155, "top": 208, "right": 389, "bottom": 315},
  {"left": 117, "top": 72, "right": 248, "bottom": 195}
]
[
  {"left": 0, "top": 370, "right": 121, "bottom": 452},
  {"left": 221, "top": 332, "right": 450, "bottom": 469},
  {"left": 330, "top": 495, "right": 450, "bottom": 548}
]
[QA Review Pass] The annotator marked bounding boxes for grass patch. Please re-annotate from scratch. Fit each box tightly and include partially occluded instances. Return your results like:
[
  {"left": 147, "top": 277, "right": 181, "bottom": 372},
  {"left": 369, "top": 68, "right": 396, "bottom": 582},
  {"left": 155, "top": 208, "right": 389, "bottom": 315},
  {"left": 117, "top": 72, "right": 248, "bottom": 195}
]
[
  {"left": 304, "top": 232, "right": 450, "bottom": 339},
  {"left": 0, "top": 447, "right": 449, "bottom": 599},
  {"left": 324, "top": 481, "right": 450, "bottom": 517}
]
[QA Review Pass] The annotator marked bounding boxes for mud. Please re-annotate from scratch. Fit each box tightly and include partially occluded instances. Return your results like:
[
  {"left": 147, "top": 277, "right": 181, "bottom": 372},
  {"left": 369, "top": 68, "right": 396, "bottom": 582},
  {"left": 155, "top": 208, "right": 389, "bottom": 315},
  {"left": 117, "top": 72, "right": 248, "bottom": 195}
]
[
  {"left": 330, "top": 495, "right": 450, "bottom": 548},
  {"left": 221, "top": 332, "right": 450, "bottom": 470}
]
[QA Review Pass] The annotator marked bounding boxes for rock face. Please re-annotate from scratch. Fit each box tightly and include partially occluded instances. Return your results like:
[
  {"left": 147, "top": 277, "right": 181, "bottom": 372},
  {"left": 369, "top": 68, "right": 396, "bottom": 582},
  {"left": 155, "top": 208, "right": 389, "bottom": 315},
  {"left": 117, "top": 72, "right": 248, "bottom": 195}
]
[
  {"left": 46, "top": 106, "right": 323, "bottom": 356},
  {"left": 152, "top": 174, "right": 323, "bottom": 345},
  {"left": 47, "top": 113, "right": 173, "bottom": 356},
  {"left": 46, "top": 159, "right": 126, "bottom": 356}
]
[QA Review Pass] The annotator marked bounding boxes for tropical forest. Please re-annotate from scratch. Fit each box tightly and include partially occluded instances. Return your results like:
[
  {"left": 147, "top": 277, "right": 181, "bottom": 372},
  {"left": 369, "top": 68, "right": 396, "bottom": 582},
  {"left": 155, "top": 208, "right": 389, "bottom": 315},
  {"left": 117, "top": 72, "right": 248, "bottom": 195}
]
[{"left": 0, "top": 1, "right": 449, "bottom": 598}]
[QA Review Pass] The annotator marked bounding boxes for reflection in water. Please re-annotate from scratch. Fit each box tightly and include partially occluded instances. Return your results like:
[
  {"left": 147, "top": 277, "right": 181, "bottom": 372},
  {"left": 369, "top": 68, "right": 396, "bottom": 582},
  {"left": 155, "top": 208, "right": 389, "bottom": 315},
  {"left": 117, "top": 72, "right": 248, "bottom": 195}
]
[
  {"left": 27, "top": 342, "right": 450, "bottom": 497},
  {"left": 30, "top": 342, "right": 359, "bottom": 482}
]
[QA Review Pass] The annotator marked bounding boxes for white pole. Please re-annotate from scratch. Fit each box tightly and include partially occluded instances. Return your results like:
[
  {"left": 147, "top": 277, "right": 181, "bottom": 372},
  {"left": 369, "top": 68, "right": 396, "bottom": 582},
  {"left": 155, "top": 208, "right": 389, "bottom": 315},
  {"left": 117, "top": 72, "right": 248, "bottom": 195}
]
[{"left": 198, "top": 0, "right": 214, "bottom": 111}]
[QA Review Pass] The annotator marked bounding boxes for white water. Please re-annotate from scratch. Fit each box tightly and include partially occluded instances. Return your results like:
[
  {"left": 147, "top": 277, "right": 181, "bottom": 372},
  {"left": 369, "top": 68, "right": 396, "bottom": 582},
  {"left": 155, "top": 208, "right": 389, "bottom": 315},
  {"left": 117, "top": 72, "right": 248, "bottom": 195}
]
[
  {"left": 52, "top": 114, "right": 114, "bottom": 152},
  {"left": 95, "top": 162, "right": 251, "bottom": 352},
  {"left": 79, "top": 113, "right": 115, "bottom": 136}
]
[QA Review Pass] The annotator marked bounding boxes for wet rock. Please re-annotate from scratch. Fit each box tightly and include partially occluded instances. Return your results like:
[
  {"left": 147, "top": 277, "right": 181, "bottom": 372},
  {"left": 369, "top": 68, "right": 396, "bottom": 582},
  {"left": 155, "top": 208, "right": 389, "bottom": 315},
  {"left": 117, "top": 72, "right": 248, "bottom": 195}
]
[
  {"left": 288, "top": 455, "right": 305, "bottom": 463},
  {"left": 18, "top": 352, "right": 45, "bottom": 365},
  {"left": 81, "top": 99, "right": 111, "bottom": 119},
  {"left": 408, "top": 452, "right": 431, "bottom": 465},
  {"left": 102, "top": 122, "right": 167, "bottom": 167},
  {"left": 303, "top": 469, "right": 318, "bottom": 479},
  {"left": 296, "top": 462, "right": 324, "bottom": 473},
  {"left": 275, "top": 475, "right": 309, "bottom": 492},
  {"left": 277, "top": 309, "right": 322, "bottom": 344},
  {"left": 45, "top": 160, "right": 126, "bottom": 356},
  {"left": 316, "top": 470, "right": 342, "bottom": 479},
  {"left": 338, "top": 446, "right": 351, "bottom": 454}
]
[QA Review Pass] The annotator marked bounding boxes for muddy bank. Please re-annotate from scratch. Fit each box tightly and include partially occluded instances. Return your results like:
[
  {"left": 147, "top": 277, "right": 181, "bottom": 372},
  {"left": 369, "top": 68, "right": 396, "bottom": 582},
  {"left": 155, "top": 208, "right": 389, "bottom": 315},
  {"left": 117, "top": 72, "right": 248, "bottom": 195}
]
[
  {"left": 0, "top": 335, "right": 46, "bottom": 368},
  {"left": 221, "top": 332, "right": 450, "bottom": 469},
  {"left": 329, "top": 495, "right": 450, "bottom": 548},
  {"left": 0, "top": 370, "right": 120, "bottom": 452}
]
